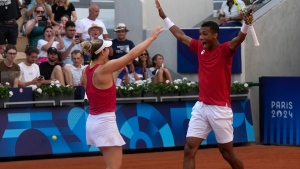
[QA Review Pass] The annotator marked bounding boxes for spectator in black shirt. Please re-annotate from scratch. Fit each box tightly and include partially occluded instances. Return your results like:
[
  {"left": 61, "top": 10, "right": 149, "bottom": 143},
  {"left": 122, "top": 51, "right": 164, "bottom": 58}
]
[
  {"left": 109, "top": 23, "right": 135, "bottom": 60},
  {"left": 39, "top": 47, "right": 65, "bottom": 85},
  {"left": 51, "top": 0, "right": 77, "bottom": 26},
  {"left": 0, "top": 0, "right": 21, "bottom": 56}
]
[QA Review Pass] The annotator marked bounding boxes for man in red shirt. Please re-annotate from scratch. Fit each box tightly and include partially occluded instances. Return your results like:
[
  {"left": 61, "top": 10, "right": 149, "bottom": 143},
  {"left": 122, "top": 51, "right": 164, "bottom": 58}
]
[{"left": 156, "top": 0, "right": 253, "bottom": 169}]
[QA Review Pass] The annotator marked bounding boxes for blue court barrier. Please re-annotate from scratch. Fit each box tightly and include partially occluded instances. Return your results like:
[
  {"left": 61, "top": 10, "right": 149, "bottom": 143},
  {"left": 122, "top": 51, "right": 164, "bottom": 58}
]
[{"left": 0, "top": 99, "right": 254, "bottom": 158}]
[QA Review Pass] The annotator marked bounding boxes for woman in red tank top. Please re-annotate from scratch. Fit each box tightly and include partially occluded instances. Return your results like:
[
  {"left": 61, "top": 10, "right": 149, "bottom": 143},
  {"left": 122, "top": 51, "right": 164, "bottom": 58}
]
[{"left": 80, "top": 26, "right": 163, "bottom": 169}]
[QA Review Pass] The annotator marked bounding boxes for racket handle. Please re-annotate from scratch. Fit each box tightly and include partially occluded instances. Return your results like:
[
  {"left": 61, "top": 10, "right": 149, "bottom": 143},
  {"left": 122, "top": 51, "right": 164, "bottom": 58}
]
[
  {"left": 84, "top": 92, "right": 88, "bottom": 101},
  {"left": 250, "top": 25, "right": 260, "bottom": 46}
]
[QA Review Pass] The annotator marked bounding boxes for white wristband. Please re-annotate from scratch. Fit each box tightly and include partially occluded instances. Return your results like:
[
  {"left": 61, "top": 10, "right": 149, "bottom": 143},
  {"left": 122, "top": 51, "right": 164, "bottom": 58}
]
[
  {"left": 241, "top": 22, "right": 250, "bottom": 34},
  {"left": 163, "top": 17, "right": 175, "bottom": 29}
]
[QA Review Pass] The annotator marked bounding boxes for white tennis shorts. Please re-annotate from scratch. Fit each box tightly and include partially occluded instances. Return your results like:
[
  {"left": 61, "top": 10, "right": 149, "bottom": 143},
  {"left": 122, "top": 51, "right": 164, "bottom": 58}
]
[
  {"left": 86, "top": 112, "right": 125, "bottom": 147},
  {"left": 186, "top": 101, "right": 233, "bottom": 143}
]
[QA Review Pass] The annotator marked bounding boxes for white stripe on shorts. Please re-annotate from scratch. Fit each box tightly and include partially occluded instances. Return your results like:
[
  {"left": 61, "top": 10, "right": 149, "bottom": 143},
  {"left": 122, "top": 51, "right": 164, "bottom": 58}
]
[
  {"left": 186, "top": 101, "right": 233, "bottom": 144},
  {"left": 86, "top": 112, "right": 125, "bottom": 147}
]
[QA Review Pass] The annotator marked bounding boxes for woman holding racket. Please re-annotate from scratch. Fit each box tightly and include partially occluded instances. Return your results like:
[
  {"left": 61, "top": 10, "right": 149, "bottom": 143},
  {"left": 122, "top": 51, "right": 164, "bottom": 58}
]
[
  {"left": 155, "top": 0, "right": 253, "bottom": 168},
  {"left": 80, "top": 26, "right": 162, "bottom": 169}
]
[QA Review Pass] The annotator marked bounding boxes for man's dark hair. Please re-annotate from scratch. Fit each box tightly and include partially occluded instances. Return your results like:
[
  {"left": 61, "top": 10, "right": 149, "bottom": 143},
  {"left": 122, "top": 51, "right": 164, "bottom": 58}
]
[
  {"left": 65, "top": 21, "right": 76, "bottom": 29},
  {"left": 3, "top": 44, "right": 17, "bottom": 58},
  {"left": 43, "top": 26, "right": 52, "bottom": 34},
  {"left": 25, "top": 46, "right": 39, "bottom": 55},
  {"left": 201, "top": 21, "right": 219, "bottom": 34},
  {"left": 4, "top": 44, "right": 17, "bottom": 53}
]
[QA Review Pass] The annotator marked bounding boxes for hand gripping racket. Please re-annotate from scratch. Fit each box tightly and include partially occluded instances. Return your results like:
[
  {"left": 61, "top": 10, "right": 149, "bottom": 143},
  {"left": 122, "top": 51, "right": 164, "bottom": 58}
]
[{"left": 233, "top": 0, "right": 260, "bottom": 46}]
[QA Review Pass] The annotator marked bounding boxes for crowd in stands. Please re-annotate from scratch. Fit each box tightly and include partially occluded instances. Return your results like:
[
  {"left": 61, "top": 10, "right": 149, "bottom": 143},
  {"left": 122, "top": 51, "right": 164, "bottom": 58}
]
[{"left": 0, "top": 0, "right": 173, "bottom": 89}]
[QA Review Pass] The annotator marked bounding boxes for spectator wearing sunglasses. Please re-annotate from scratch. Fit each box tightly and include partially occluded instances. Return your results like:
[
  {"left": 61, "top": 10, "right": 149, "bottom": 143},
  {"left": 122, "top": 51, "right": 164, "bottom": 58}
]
[
  {"left": 218, "top": 0, "right": 245, "bottom": 27},
  {"left": 27, "top": 0, "right": 52, "bottom": 20},
  {"left": 24, "top": 5, "right": 52, "bottom": 47},
  {"left": 137, "top": 50, "right": 152, "bottom": 80}
]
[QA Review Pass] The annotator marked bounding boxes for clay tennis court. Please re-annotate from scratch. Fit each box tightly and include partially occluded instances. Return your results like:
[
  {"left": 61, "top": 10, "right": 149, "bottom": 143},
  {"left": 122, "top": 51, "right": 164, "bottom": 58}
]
[{"left": 1, "top": 144, "right": 299, "bottom": 169}]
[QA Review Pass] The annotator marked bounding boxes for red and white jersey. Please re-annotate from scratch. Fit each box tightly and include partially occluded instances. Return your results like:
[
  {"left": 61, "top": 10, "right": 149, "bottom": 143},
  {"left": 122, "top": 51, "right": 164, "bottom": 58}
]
[{"left": 190, "top": 39, "right": 234, "bottom": 107}]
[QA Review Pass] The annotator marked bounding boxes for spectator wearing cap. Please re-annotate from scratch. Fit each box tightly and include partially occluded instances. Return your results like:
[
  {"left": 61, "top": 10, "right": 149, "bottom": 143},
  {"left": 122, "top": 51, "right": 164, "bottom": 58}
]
[
  {"left": 37, "top": 26, "right": 64, "bottom": 64},
  {"left": 87, "top": 24, "right": 103, "bottom": 41},
  {"left": 0, "top": 44, "right": 20, "bottom": 87},
  {"left": 39, "top": 47, "right": 65, "bottom": 85},
  {"left": 110, "top": 23, "right": 135, "bottom": 60},
  {"left": 0, "top": 0, "right": 21, "bottom": 54},
  {"left": 76, "top": 4, "right": 109, "bottom": 41},
  {"left": 60, "top": 21, "right": 81, "bottom": 64},
  {"left": 14, "top": 47, "right": 47, "bottom": 88}
]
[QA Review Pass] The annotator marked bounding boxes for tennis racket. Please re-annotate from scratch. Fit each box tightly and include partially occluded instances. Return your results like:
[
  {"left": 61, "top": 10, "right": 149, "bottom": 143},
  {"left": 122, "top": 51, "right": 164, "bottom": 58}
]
[{"left": 233, "top": 0, "right": 260, "bottom": 46}]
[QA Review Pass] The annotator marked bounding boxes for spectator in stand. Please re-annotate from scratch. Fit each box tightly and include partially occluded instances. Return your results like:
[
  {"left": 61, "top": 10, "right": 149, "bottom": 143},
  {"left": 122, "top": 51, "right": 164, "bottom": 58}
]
[
  {"left": 27, "top": 0, "right": 52, "bottom": 20},
  {"left": 0, "top": 45, "right": 20, "bottom": 87},
  {"left": 76, "top": 4, "right": 109, "bottom": 41},
  {"left": 39, "top": 47, "right": 65, "bottom": 85},
  {"left": 53, "top": 15, "right": 70, "bottom": 37},
  {"left": 83, "top": 24, "right": 103, "bottom": 65},
  {"left": 109, "top": 23, "right": 135, "bottom": 83},
  {"left": 218, "top": 0, "right": 245, "bottom": 27},
  {"left": 60, "top": 21, "right": 81, "bottom": 64},
  {"left": 110, "top": 23, "right": 135, "bottom": 60},
  {"left": 37, "top": 26, "right": 64, "bottom": 63},
  {"left": 51, "top": 0, "right": 77, "bottom": 26},
  {"left": 116, "top": 60, "right": 143, "bottom": 86},
  {"left": 64, "top": 50, "right": 86, "bottom": 86},
  {"left": 137, "top": 50, "right": 152, "bottom": 80},
  {"left": 0, "top": 0, "right": 21, "bottom": 55},
  {"left": 24, "top": 5, "right": 52, "bottom": 47},
  {"left": 86, "top": 24, "right": 103, "bottom": 41},
  {"left": 13, "top": 47, "right": 46, "bottom": 88},
  {"left": 149, "top": 54, "right": 173, "bottom": 84}
]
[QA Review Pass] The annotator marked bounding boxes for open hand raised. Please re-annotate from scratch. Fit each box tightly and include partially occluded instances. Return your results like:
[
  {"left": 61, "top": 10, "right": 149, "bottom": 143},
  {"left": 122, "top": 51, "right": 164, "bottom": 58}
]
[
  {"left": 155, "top": 0, "right": 167, "bottom": 19},
  {"left": 149, "top": 25, "right": 163, "bottom": 41}
]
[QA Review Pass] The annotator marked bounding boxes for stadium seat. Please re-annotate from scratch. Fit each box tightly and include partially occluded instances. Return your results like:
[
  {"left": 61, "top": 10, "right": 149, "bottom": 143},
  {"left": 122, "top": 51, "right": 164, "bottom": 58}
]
[{"left": 14, "top": 52, "right": 27, "bottom": 64}]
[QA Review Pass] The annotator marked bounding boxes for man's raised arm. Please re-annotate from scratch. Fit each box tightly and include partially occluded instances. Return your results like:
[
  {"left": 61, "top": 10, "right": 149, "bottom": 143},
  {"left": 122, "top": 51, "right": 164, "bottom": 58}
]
[{"left": 155, "top": 0, "right": 192, "bottom": 47}]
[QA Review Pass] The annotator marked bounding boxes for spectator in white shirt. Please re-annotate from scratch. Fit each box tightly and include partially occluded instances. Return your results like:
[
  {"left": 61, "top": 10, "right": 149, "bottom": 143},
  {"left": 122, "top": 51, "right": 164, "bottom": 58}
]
[
  {"left": 37, "top": 26, "right": 64, "bottom": 64},
  {"left": 13, "top": 47, "right": 45, "bottom": 88},
  {"left": 75, "top": 4, "right": 109, "bottom": 41},
  {"left": 64, "top": 50, "right": 86, "bottom": 86},
  {"left": 218, "top": 0, "right": 245, "bottom": 27}
]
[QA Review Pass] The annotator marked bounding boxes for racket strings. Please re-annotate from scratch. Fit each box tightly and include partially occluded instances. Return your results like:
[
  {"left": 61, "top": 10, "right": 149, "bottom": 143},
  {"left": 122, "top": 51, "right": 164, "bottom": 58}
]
[{"left": 234, "top": 0, "right": 253, "bottom": 25}]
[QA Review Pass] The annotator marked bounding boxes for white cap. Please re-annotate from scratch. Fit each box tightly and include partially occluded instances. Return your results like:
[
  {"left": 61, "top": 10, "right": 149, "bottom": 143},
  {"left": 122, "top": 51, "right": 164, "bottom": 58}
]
[{"left": 94, "top": 40, "right": 112, "bottom": 54}]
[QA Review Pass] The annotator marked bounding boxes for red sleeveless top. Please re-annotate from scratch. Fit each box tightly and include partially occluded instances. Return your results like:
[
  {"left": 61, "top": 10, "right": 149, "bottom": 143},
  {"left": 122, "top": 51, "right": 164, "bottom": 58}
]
[{"left": 85, "top": 64, "right": 116, "bottom": 115}]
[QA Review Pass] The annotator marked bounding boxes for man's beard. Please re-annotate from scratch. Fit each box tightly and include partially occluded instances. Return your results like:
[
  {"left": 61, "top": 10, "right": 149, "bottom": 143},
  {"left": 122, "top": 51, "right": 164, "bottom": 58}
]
[{"left": 48, "top": 57, "right": 57, "bottom": 63}]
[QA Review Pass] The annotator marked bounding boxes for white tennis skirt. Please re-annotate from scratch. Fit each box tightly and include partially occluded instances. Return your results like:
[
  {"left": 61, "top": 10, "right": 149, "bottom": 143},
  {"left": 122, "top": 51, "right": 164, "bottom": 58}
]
[{"left": 86, "top": 112, "right": 125, "bottom": 147}]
